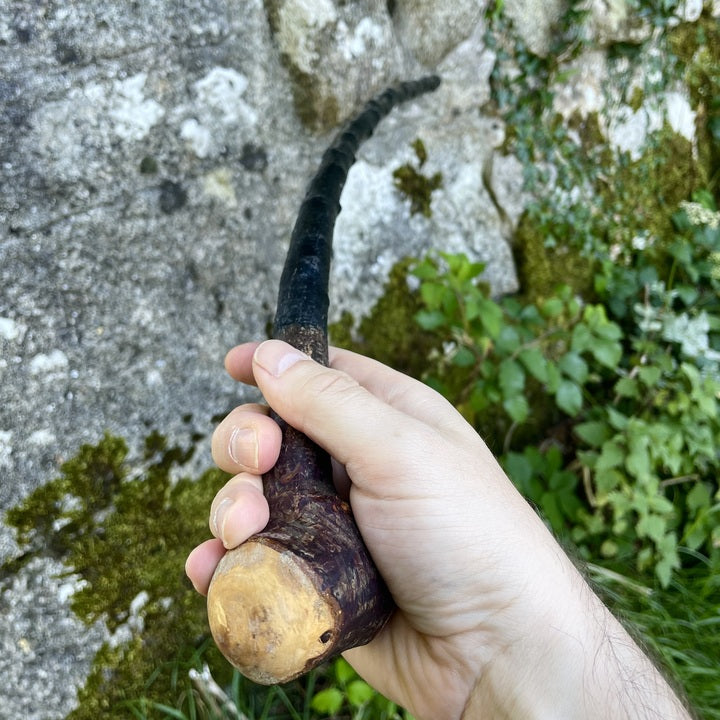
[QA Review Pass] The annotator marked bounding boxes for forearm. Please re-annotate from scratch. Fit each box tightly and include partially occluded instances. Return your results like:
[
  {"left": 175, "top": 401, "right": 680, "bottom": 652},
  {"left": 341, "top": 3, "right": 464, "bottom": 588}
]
[{"left": 461, "top": 575, "right": 691, "bottom": 720}]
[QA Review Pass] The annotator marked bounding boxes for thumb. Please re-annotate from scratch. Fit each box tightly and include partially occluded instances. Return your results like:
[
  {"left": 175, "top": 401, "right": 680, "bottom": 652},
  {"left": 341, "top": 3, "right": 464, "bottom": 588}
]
[{"left": 251, "top": 339, "right": 426, "bottom": 474}]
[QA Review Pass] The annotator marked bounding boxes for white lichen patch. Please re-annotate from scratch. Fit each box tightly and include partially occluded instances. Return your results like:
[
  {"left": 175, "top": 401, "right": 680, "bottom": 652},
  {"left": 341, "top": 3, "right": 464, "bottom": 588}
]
[
  {"left": 109, "top": 73, "right": 165, "bottom": 141},
  {"left": 665, "top": 91, "right": 695, "bottom": 142},
  {"left": 607, "top": 89, "right": 695, "bottom": 159},
  {"left": 674, "top": 0, "right": 703, "bottom": 22},
  {"left": 0, "top": 430, "right": 12, "bottom": 469},
  {"left": 193, "top": 67, "right": 257, "bottom": 126},
  {"left": 276, "top": 0, "right": 337, "bottom": 73},
  {"left": 202, "top": 168, "right": 238, "bottom": 207},
  {"left": 57, "top": 576, "right": 89, "bottom": 604},
  {"left": 552, "top": 50, "right": 608, "bottom": 121},
  {"left": 180, "top": 118, "right": 213, "bottom": 158},
  {"left": 108, "top": 590, "right": 150, "bottom": 649},
  {"left": 28, "top": 429, "right": 56, "bottom": 446},
  {"left": 0, "top": 317, "right": 26, "bottom": 342},
  {"left": 28, "top": 349, "right": 69, "bottom": 376},
  {"left": 606, "top": 100, "right": 663, "bottom": 159},
  {"left": 338, "top": 17, "right": 386, "bottom": 61}
]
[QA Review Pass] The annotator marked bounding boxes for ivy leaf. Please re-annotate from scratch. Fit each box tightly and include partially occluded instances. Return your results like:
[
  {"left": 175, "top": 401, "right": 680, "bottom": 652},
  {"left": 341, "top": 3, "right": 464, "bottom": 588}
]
[
  {"left": 311, "top": 688, "right": 344, "bottom": 715},
  {"left": 415, "top": 310, "right": 446, "bottom": 330},
  {"left": 686, "top": 482, "right": 711, "bottom": 513},
  {"left": 504, "top": 451, "right": 533, "bottom": 489},
  {"left": 637, "top": 513, "right": 666, "bottom": 543},
  {"left": 334, "top": 657, "right": 356, "bottom": 686},
  {"left": 541, "top": 296, "right": 564, "bottom": 318},
  {"left": 606, "top": 407, "right": 629, "bottom": 431},
  {"left": 545, "top": 361, "right": 561, "bottom": 393},
  {"left": 614, "top": 376, "right": 639, "bottom": 398},
  {"left": 575, "top": 420, "right": 610, "bottom": 447},
  {"left": 590, "top": 337, "right": 622, "bottom": 368},
  {"left": 496, "top": 325, "right": 521, "bottom": 353},
  {"left": 540, "top": 492, "right": 564, "bottom": 531},
  {"left": 596, "top": 439, "right": 625, "bottom": 472},
  {"left": 499, "top": 358, "right": 526, "bottom": 395},
  {"left": 420, "top": 281, "right": 446, "bottom": 310},
  {"left": 503, "top": 394, "right": 530, "bottom": 423},
  {"left": 558, "top": 351, "right": 588, "bottom": 384},
  {"left": 570, "top": 323, "right": 593, "bottom": 353},
  {"left": 346, "top": 680, "right": 376, "bottom": 708},
  {"left": 478, "top": 298, "right": 504, "bottom": 339},
  {"left": 555, "top": 379, "right": 583, "bottom": 416},
  {"left": 626, "top": 443, "right": 650, "bottom": 480},
  {"left": 638, "top": 365, "right": 662, "bottom": 387},
  {"left": 452, "top": 346, "right": 476, "bottom": 368},
  {"left": 411, "top": 259, "right": 438, "bottom": 280},
  {"left": 519, "top": 347, "right": 549, "bottom": 383}
]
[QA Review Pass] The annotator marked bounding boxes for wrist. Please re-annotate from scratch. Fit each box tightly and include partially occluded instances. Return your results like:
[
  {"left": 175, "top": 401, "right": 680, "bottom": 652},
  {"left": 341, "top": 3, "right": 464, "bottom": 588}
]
[{"left": 461, "top": 569, "right": 691, "bottom": 720}]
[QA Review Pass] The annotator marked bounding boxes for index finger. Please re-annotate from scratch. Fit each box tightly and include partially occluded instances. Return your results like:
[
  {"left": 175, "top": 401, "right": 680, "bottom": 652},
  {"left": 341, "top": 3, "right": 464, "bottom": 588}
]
[{"left": 224, "top": 342, "right": 471, "bottom": 439}]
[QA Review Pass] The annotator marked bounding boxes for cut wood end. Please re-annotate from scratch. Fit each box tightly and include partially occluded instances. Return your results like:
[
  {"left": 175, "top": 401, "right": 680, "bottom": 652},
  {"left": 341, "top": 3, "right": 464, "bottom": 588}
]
[{"left": 207, "top": 540, "right": 338, "bottom": 684}]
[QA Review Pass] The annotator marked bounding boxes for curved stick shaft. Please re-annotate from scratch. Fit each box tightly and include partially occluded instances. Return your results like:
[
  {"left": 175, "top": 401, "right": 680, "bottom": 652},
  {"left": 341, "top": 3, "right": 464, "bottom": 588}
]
[
  {"left": 273, "top": 75, "right": 441, "bottom": 345},
  {"left": 208, "top": 76, "right": 441, "bottom": 684}
]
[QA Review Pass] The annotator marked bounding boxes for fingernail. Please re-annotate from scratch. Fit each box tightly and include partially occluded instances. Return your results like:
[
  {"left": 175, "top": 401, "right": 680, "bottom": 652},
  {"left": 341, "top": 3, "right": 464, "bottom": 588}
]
[
  {"left": 253, "top": 340, "right": 309, "bottom": 377},
  {"left": 228, "top": 426, "right": 258, "bottom": 470},
  {"left": 211, "top": 497, "right": 232, "bottom": 539}
]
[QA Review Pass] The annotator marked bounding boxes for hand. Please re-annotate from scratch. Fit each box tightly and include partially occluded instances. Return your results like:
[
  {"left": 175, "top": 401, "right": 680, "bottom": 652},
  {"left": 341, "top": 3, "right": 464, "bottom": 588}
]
[{"left": 186, "top": 340, "right": 690, "bottom": 720}]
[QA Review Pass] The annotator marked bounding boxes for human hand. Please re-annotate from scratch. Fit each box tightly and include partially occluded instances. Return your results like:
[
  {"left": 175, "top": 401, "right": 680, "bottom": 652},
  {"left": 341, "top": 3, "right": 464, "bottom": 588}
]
[{"left": 186, "top": 340, "right": 690, "bottom": 720}]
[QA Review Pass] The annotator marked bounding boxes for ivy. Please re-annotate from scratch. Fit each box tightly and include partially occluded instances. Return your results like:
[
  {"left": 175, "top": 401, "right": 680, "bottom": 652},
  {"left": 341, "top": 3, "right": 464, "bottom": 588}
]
[{"left": 411, "top": 192, "right": 720, "bottom": 586}]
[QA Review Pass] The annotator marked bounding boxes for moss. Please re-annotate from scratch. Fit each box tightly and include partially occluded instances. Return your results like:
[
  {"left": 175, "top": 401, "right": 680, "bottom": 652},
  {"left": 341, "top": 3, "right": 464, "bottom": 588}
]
[
  {"left": 392, "top": 139, "right": 443, "bottom": 218},
  {"left": 628, "top": 86, "right": 645, "bottom": 113},
  {"left": 2, "top": 431, "right": 229, "bottom": 718},
  {"left": 602, "top": 124, "right": 702, "bottom": 248},
  {"left": 514, "top": 210, "right": 596, "bottom": 302},
  {"left": 139, "top": 156, "right": 158, "bottom": 175},
  {"left": 329, "top": 258, "right": 441, "bottom": 379},
  {"left": 668, "top": 13, "right": 720, "bottom": 202},
  {"left": 287, "top": 64, "right": 340, "bottom": 132}
]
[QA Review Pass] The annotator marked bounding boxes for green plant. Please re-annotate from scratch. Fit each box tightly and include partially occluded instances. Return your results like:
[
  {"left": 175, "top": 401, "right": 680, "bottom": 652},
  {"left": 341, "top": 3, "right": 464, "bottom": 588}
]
[
  {"left": 411, "top": 196, "right": 720, "bottom": 587},
  {"left": 310, "top": 659, "right": 414, "bottom": 720}
]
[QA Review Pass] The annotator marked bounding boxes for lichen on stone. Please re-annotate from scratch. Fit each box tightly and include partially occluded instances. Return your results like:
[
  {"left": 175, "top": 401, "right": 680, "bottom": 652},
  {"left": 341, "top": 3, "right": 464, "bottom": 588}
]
[
  {"left": 392, "top": 139, "right": 443, "bottom": 218},
  {"left": 2, "top": 431, "right": 229, "bottom": 718}
]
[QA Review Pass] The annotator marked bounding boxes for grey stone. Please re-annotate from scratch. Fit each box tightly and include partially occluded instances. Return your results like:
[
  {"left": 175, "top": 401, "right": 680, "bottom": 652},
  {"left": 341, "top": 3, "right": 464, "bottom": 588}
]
[
  {"left": 264, "top": 0, "right": 405, "bottom": 131},
  {"left": 0, "top": 0, "right": 522, "bottom": 716},
  {"left": 503, "top": 0, "right": 567, "bottom": 57},
  {"left": 582, "top": 0, "right": 652, "bottom": 46},
  {"left": 390, "top": 0, "right": 486, "bottom": 66}
]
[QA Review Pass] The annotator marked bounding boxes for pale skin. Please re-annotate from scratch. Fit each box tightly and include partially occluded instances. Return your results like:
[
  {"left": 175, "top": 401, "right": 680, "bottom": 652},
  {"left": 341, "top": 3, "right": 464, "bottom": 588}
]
[{"left": 186, "top": 339, "right": 692, "bottom": 720}]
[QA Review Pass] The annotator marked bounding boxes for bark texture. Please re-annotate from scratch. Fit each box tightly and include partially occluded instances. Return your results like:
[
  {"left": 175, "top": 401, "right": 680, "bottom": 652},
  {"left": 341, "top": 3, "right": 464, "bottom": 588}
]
[{"left": 207, "top": 78, "right": 441, "bottom": 684}]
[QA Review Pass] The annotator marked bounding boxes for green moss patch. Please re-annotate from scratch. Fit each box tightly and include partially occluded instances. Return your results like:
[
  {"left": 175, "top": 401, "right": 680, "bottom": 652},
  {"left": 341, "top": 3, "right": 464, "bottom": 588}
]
[
  {"left": 329, "top": 258, "right": 441, "bottom": 379},
  {"left": 2, "top": 431, "right": 229, "bottom": 718},
  {"left": 392, "top": 139, "right": 443, "bottom": 218}
]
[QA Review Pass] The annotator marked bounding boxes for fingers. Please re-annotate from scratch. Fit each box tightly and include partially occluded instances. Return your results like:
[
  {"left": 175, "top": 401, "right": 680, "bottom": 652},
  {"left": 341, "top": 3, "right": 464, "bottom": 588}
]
[
  {"left": 249, "top": 340, "right": 435, "bottom": 477},
  {"left": 185, "top": 539, "right": 225, "bottom": 596},
  {"left": 209, "top": 472, "right": 270, "bottom": 549},
  {"left": 186, "top": 471, "right": 270, "bottom": 596},
  {"left": 224, "top": 341, "right": 472, "bottom": 441},
  {"left": 224, "top": 342, "right": 261, "bottom": 385},
  {"left": 211, "top": 403, "right": 282, "bottom": 474}
]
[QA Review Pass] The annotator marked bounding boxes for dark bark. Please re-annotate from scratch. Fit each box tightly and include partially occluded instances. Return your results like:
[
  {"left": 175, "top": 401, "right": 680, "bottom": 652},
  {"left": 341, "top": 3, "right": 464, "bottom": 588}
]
[{"left": 207, "top": 76, "right": 441, "bottom": 684}]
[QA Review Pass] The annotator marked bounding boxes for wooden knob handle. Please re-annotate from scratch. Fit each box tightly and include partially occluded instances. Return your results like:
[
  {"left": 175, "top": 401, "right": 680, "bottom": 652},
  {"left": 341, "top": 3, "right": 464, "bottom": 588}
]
[{"left": 206, "top": 423, "right": 394, "bottom": 684}]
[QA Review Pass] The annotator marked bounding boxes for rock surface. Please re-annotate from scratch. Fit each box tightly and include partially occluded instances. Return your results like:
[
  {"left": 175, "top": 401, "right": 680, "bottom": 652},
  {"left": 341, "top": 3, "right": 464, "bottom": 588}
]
[{"left": 1, "top": 1, "right": 518, "bottom": 717}]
